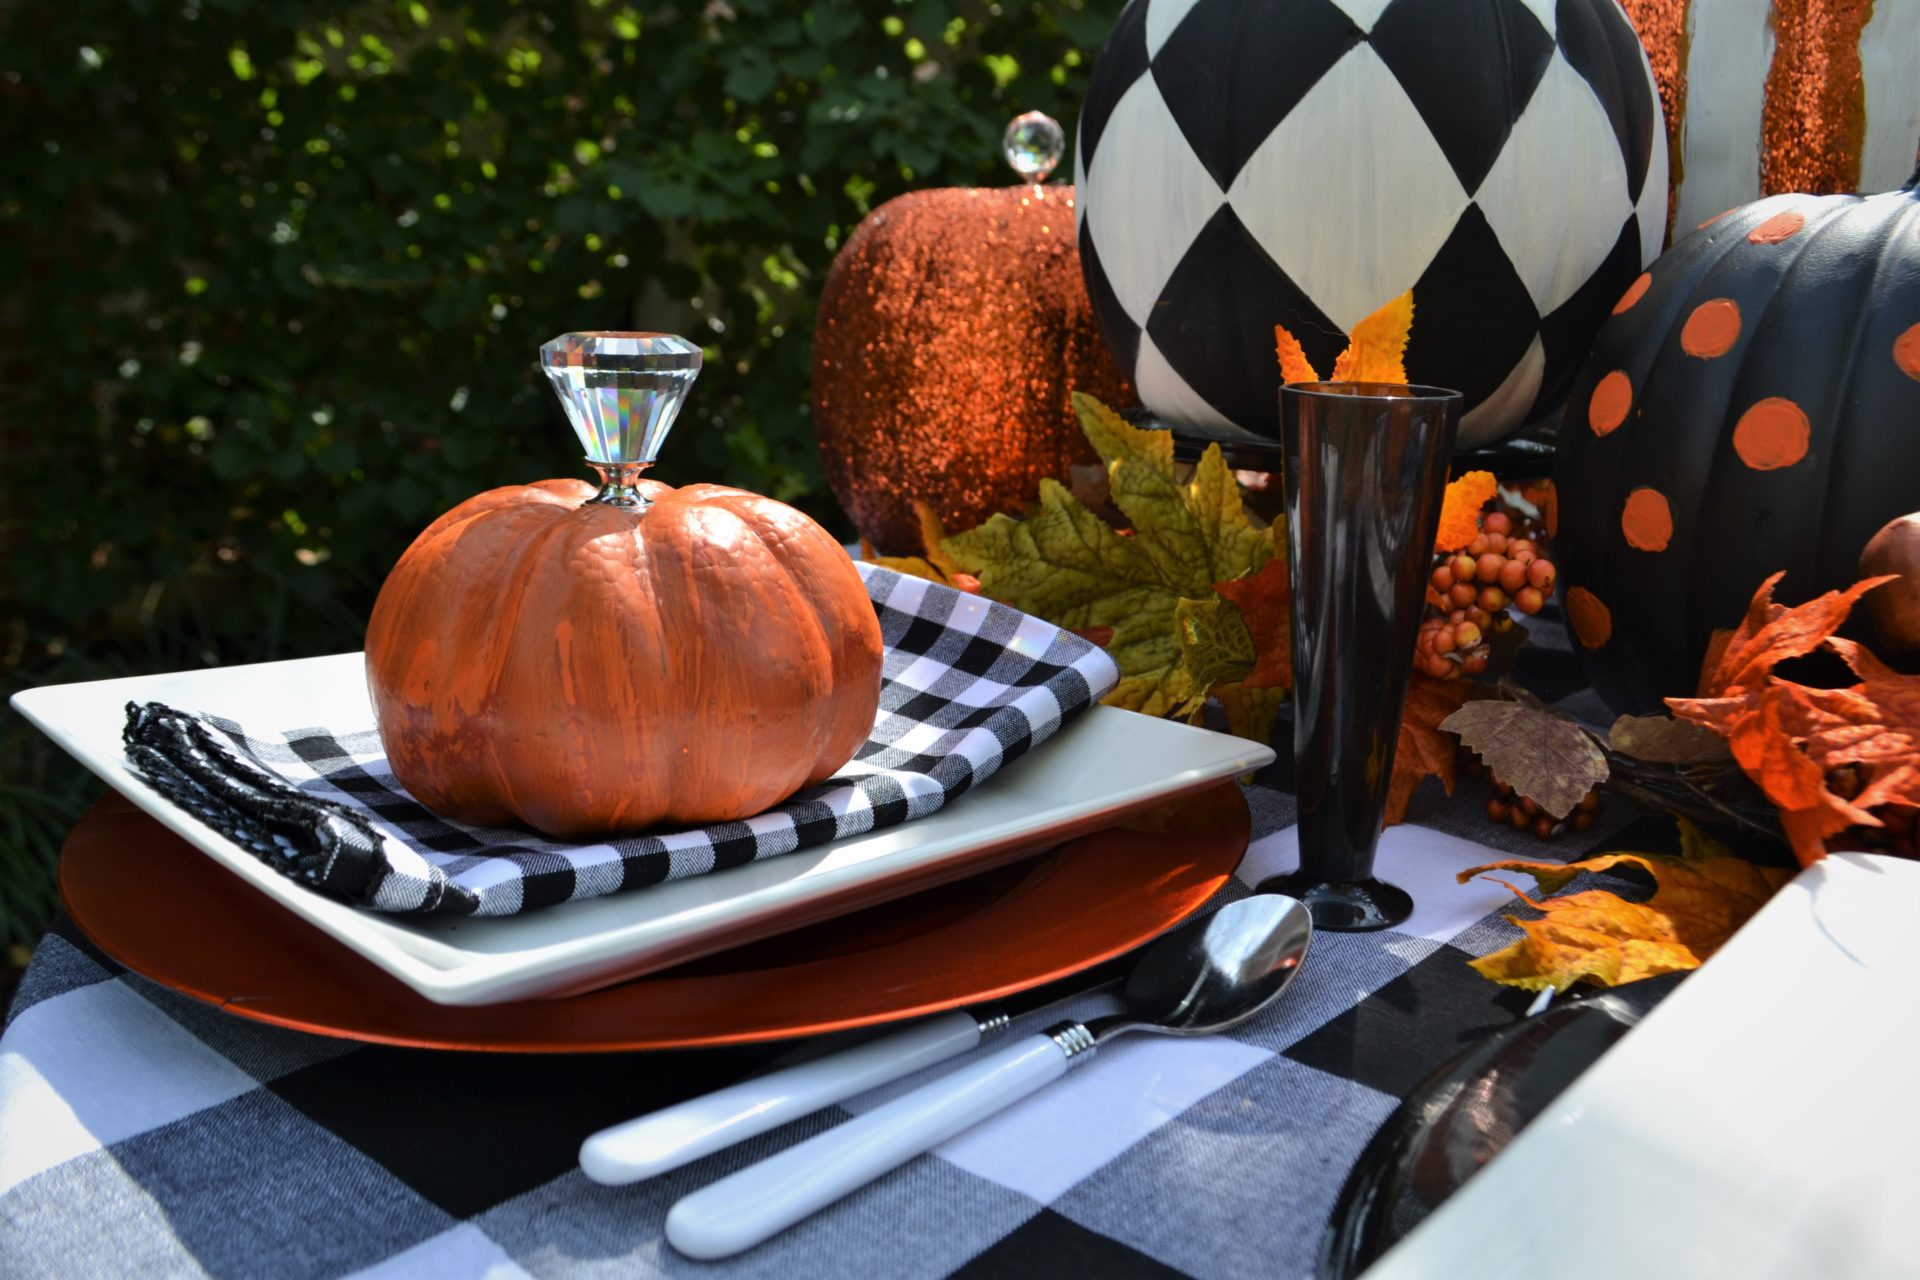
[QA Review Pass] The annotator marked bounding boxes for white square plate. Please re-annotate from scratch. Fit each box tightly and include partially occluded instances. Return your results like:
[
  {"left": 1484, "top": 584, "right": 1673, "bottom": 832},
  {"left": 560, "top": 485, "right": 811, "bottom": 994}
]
[{"left": 13, "top": 653, "right": 1272, "bottom": 1006}]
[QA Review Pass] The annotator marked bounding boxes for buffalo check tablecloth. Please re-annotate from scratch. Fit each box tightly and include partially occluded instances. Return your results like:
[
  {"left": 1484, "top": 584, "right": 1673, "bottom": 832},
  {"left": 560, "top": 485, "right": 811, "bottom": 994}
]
[{"left": 0, "top": 609, "right": 1658, "bottom": 1279}]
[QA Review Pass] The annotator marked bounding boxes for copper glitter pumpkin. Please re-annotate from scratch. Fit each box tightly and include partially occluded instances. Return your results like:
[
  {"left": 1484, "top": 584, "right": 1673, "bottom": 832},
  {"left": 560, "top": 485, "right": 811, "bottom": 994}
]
[{"left": 812, "top": 185, "right": 1133, "bottom": 555}]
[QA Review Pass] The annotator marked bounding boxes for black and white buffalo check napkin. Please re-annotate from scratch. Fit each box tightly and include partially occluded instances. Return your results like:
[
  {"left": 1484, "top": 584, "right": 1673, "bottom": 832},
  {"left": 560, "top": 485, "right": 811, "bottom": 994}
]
[{"left": 120, "top": 565, "right": 1119, "bottom": 917}]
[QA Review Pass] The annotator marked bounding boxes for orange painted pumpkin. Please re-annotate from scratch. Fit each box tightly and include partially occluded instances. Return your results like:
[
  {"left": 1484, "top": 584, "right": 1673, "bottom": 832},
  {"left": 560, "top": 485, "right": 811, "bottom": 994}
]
[{"left": 364, "top": 476, "right": 884, "bottom": 840}]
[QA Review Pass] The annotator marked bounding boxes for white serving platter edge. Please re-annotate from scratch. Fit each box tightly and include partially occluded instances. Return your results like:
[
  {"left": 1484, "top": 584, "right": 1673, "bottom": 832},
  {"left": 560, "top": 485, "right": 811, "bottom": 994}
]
[{"left": 13, "top": 652, "right": 1273, "bottom": 1006}]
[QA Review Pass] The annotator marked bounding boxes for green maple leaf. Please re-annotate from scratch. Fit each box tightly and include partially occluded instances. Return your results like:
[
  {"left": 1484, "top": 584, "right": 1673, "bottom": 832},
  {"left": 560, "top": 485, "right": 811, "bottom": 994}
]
[
  {"left": 941, "top": 393, "right": 1277, "bottom": 720},
  {"left": 1172, "top": 596, "right": 1256, "bottom": 717}
]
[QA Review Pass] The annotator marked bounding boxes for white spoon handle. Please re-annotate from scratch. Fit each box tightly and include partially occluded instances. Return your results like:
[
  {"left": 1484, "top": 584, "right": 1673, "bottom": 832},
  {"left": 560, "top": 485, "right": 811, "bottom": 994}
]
[
  {"left": 579, "top": 1009, "right": 987, "bottom": 1185},
  {"left": 667, "top": 1031, "right": 1084, "bottom": 1260}
]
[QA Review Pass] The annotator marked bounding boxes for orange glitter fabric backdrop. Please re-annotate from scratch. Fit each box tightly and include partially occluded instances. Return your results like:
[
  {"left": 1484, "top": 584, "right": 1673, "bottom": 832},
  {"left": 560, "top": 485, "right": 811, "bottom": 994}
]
[{"left": 812, "top": 186, "right": 1132, "bottom": 555}]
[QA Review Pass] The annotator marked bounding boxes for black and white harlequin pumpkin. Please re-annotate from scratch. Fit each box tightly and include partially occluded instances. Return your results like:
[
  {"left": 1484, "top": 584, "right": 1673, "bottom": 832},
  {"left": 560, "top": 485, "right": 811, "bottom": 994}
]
[{"left": 1075, "top": 0, "right": 1669, "bottom": 449}]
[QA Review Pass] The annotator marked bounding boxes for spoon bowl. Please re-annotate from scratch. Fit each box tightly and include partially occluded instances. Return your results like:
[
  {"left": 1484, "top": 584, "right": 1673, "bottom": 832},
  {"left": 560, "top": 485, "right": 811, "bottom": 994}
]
[{"left": 1104, "top": 894, "right": 1314, "bottom": 1040}]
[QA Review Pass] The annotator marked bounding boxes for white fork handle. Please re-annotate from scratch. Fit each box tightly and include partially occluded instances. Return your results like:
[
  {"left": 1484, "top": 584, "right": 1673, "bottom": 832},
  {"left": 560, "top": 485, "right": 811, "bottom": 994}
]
[
  {"left": 666, "top": 1031, "right": 1081, "bottom": 1260},
  {"left": 579, "top": 1009, "right": 986, "bottom": 1185}
]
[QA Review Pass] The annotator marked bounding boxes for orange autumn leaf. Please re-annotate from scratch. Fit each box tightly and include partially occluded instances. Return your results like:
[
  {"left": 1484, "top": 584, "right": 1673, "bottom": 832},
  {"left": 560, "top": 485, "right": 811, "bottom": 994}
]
[
  {"left": 1386, "top": 673, "right": 1475, "bottom": 825},
  {"left": 1457, "top": 820, "right": 1793, "bottom": 990},
  {"left": 1274, "top": 325, "right": 1320, "bottom": 385},
  {"left": 1330, "top": 290, "right": 1414, "bottom": 383},
  {"left": 1432, "top": 470, "right": 1498, "bottom": 554},
  {"left": 1692, "top": 571, "right": 1894, "bottom": 697},
  {"left": 1214, "top": 556, "right": 1291, "bottom": 690},
  {"left": 1275, "top": 291, "right": 1414, "bottom": 385},
  {"left": 1669, "top": 573, "right": 1909, "bottom": 865},
  {"left": 1696, "top": 627, "right": 1735, "bottom": 697},
  {"left": 1784, "top": 637, "right": 1920, "bottom": 816}
]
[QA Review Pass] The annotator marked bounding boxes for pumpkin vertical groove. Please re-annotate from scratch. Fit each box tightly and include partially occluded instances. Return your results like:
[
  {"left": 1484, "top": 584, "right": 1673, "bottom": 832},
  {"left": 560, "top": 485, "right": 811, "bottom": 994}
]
[
  {"left": 474, "top": 511, "right": 605, "bottom": 831},
  {"left": 1821, "top": 191, "right": 1920, "bottom": 587},
  {"left": 1804, "top": 209, "right": 1903, "bottom": 609},
  {"left": 493, "top": 511, "right": 650, "bottom": 834},
  {"left": 1717, "top": 201, "right": 1850, "bottom": 595}
]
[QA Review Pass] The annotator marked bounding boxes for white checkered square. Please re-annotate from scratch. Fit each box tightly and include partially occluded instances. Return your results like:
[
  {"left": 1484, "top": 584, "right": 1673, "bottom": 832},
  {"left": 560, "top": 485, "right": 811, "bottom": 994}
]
[{"left": 0, "top": 981, "right": 257, "bottom": 1196}]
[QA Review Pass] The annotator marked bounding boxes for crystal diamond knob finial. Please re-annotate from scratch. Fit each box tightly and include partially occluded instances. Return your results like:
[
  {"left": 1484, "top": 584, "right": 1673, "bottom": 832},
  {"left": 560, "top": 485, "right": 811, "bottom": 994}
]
[
  {"left": 1002, "top": 111, "right": 1064, "bottom": 184},
  {"left": 539, "top": 332, "right": 702, "bottom": 470}
]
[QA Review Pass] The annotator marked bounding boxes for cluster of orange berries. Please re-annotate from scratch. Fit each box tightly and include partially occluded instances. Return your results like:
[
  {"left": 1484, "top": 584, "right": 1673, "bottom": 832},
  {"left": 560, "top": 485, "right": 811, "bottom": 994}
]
[
  {"left": 1459, "top": 751, "right": 1602, "bottom": 841},
  {"left": 1415, "top": 510, "right": 1558, "bottom": 680}
]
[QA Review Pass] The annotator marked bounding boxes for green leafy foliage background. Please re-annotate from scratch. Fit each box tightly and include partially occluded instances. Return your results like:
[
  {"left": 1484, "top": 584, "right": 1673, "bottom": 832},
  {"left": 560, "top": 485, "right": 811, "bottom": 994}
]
[{"left": 0, "top": 0, "right": 1120, "bottom": 954}]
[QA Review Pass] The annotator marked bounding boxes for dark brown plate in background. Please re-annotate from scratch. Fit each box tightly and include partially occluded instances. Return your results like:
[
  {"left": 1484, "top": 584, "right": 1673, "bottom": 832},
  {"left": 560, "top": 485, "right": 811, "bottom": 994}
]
[{"left": 58, "top": 783, "right": 1248, "bottom": 1052}]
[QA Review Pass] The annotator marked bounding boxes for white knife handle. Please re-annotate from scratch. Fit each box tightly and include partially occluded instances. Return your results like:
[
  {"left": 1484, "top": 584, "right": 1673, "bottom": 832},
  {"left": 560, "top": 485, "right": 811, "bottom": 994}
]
[
  {"left": 667, "top": 1029, "right": 1085, "bottom": 1261},
  {"left": 579, "top": 1009, "right": 989, "bottom": 1185}
]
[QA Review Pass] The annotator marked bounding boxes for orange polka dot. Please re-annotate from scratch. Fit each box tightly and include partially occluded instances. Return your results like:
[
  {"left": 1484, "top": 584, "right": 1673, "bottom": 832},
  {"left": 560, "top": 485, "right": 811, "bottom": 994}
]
[
  {"left": 1567, "top": 587, "right": 1613, "bottom": 649},
  {"left": 1732, "top": 398, "right": 1811, "bottom": 470},
  {"left": 1698, "top": 207, "right": 1737, "bottom": 229},
  {"left": 1748, "top": 210, "right": 1805, "bottom": 244},
  {"left": 1588, "top": 371, "right": 1633, "bottom": 436},
  {"left": 1895, "top": 323, "right": 1920, "bottom": 381},
  {"left": 1680, "top": 298, "right": 1742, "bottom": 358},
  {"left": 1621, "top": 488, "right": 1674, "bottom": 551},
  {"left": 1612, "top": 273, "right": 1652, "bottom": 315}
]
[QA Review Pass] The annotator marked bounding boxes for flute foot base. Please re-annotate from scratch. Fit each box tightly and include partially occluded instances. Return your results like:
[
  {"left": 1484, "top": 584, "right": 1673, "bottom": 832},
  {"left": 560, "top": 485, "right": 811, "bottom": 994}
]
[{"left": 1257, "top": 873, "right": 1413, "bottom": 932}]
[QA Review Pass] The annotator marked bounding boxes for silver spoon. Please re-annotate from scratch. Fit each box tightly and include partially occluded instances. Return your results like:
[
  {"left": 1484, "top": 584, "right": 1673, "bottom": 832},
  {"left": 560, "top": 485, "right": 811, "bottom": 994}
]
[{"left": 665, "top": 894, "right": 1315, "bottom": 1261}]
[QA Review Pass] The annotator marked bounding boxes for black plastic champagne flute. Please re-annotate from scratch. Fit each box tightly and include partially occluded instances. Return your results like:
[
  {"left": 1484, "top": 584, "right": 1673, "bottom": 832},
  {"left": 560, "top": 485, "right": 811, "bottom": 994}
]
[{"left": 1260, "top": 382, "right": 1461, "bottom": 931}]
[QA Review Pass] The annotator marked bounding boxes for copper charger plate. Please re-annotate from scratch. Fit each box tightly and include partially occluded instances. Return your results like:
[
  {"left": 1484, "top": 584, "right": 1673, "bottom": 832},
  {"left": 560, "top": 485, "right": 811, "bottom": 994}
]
[{"left": 58, "top": 783, "right": 1249, "bottom": 1052}]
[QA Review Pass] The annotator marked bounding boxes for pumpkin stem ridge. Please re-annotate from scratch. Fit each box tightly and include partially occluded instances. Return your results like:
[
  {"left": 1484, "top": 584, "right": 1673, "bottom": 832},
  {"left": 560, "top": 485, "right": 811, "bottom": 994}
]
[{"left": 588, "top": 461, "right": 655, "bottom": 511}]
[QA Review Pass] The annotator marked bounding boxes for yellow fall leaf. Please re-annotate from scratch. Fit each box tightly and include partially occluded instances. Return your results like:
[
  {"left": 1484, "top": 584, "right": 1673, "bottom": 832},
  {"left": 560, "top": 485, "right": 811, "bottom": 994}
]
[
  {"left": 1457, "top": 819, "right": 1794, "bottom": 991},
  {"left": 865, "top": 553, "right": 956, "bottom": 584},
  {"left": 863, "top": 504, "right": 976, "bottom": 589},
  {"left": 912, "top": 502, "right": 965, "bottom": 579},
  {"left": 1330, "top": 290, "right": 1414, "bottom": 383},
  {"left": 1213, "top": 681, "right": 1287, "bottom": 750},
  {"left": 942, "top": 394, "right": 1278, "bottom": 737}
]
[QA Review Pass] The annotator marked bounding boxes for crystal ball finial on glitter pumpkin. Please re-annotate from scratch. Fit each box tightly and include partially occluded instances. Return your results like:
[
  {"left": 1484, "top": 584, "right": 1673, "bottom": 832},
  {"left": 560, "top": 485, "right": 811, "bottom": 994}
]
[
  {"left": 1002, "top": 111, "right": 1065, "bottom": 184},
  {"left": 539, "top": 332, "right": 702, "bottom": 470}
]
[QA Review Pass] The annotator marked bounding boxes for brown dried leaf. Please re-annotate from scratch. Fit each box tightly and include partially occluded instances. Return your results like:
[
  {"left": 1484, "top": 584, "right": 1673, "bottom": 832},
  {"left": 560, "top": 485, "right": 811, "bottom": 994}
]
[
  {"left": 1608, "top": 713, "right": 1733, "bottom": 765},
  {"left": 1443, "top": 699, "right": 1608, "bottom": 819}
]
